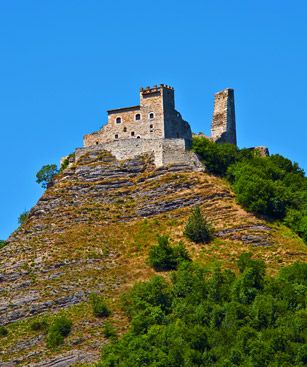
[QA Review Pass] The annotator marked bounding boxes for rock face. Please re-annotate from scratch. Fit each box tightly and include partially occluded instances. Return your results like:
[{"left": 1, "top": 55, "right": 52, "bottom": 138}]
[{"left": 1, "top": 148, "right": 306, "bottom": 366}]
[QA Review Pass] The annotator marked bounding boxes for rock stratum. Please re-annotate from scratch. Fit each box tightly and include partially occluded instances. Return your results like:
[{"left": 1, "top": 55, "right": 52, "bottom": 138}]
[{"left": 1, "top": 149, "right": 306, "bottom": 366}]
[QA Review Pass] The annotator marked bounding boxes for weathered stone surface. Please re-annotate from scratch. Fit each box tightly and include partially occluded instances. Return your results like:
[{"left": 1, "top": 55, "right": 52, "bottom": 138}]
[
  {"left": 211, "top": 88, "right": 237, "bottom": 145},
  {"left": 248, "top": 146, "right": 270, "bottom": 157},
  {"left": 84, "top": 84, "right": 192, "bottom": 147}
]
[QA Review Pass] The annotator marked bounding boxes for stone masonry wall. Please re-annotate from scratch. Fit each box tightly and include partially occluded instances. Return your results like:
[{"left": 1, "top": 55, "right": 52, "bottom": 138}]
[
  {"left": 162, "top": 87, "right": 192, "bottom": 144},
  {"left": 84, "top": 85, "right": 192, "bottom": 147},
  {"left": 76, "top": 138, "right": 203, "bottom": 170},
  {"left": 211, "top": 88, "right": 237, "bottom": 145}
]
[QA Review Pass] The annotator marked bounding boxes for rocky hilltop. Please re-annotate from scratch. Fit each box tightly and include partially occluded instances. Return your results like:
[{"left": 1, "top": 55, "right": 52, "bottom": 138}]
[{"left": 1, "top": 148, "right": 306, "bottom": 366}]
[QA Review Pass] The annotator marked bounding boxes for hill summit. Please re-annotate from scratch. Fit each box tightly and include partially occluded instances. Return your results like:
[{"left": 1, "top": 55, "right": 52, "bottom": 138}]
[{"left": 1, "top": 86, "right": 306, "bottom": 366}]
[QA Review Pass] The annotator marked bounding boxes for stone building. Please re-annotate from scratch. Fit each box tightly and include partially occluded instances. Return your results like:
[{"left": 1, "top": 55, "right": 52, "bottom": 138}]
[
  {"left": 81, "top": 85, "right": 202, "bottom": 170},
  {"left": 68, "top": 84, "right": 269, "bottom": 170},
  {"left": 211, "top": 88, "right": 237, "bottom": 145},
  {"left": 84, "top": 84, "right": 192, "bottom": 147}
]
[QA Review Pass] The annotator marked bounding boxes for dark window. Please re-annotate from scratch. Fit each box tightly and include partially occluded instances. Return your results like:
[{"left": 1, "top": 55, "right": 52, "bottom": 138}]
[
  {"left": 137, "top": 136, "right": 140, "bottom": 139},
  {"left": 131, "top": 131, "right": 135, "bottom": 136},
  {"left": 149, "top": 112, "right": 154, "bottom": 119},
  {"left": 150, "top": 124, "right": 153, "bottom": 129},
  {"left": 123, "top": 127, "right": 127, "bottom": 132},
  {"left": 116, "top": 117, "right": 122, "bottom": 124},
  {"left": 135, "top": 114, "right": 141, "bottom": 121},
  {"left": 96, "top": 141, "right": 99, "bottom": 145},
  {"left": 115, "top": 134, "right": 119, "bottom": 139}
]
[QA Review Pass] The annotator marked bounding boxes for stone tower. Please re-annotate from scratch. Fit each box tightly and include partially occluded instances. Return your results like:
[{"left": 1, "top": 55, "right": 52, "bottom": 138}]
[
  {"left": 83, "top": 84, "right": 192, "bottom": 147},
  {"left": 211, "top": 88, "right": 237, "bottom": 145}
]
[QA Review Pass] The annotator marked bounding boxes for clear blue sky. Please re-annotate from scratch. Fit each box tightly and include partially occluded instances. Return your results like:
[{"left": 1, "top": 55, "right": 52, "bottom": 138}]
[{"left": 1, "top": 1, "right": 306, "bottom": 239}]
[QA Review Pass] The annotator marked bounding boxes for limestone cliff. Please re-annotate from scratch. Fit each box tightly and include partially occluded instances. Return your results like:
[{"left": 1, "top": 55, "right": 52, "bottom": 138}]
[{"left": 1, "top": 148, "right": 306, "bottom": 366}]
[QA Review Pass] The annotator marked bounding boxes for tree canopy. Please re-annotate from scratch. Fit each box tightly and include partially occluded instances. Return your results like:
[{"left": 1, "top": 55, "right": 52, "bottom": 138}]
[
  {"left": 192, "top": 137, "right": 307, "bottom": 244},
  {"left": 36, "top": 164, "right": 59, "bottom": 189},
  {"left": 98, "top": 255, "right": 307, "bottom": 367}
]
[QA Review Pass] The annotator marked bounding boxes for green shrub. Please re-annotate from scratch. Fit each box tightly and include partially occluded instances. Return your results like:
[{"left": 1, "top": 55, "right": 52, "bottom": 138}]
[
  {"left": 36, "top": 164, "right": 59, "bottom": 189},
  {"left": 47, "top": 330, "right": 64, "bottom": 348},
  {"left": 0, "top": 240, "right": 7, "bottom": 249},
  {"left": 0, "top": 326, "right": 8, "bottom": 337},
  {"left": 103, "top": 321, "right": 118, "bottom": 340},
  {"left": 184, "top": 205, "right": 213, "bottom": 243},
  {"left": 60, "top": 153, "right": 75, "bottom": 172},
  {"left": 46, "top": 316, "right": 72, "bottom": 348},
  {"left": 90, "top": 294, "right": 111, "bottom": 318},
  {"left": 148, "top": 236, "right": 190, "bottom": 271},
  {"left": 18, "top": 210, "right": 29, "bottom": 225},
  {"left": 30, "top": 320, "right": 48, "bottom": 332},
  {"left": 192, "top": 137, "right": 242, "bottom": 176}
]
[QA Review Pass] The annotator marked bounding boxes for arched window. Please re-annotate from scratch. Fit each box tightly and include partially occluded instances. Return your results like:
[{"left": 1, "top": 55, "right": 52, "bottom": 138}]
[
  {"left": 96, "top": 141, "right": 99, "bottom": 145},
  {"left": 148, "top": 112, "right": 155, "bottom": 119},
  {"left": 150, "top": 124, "right": 153, "bottom": 129},
  {"left": 115, "top": 134, "right": 119, "bottom": 139},
  {"left": 116, "top": 117, "right": 122, "bottom": 124},
  {"left": 131, "top": 131, "right": 135, "bottom": 137},
  {"left": 123, "top": 127, "right": 127, "bottom": 132},
  {"left": 137, "top": 136, "right": 140, "bottom": 139},
  {"left": 135, "top": 113, "right": 141, "bottom": 121}
]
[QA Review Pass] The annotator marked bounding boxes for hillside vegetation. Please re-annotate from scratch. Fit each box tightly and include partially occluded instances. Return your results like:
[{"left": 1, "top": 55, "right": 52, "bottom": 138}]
[
  {"left": 0, "top": 140, "right": 306, "bottom": 366},
  {"left": 193, "top": 137, "right": 307, "bottom": 243},
  {"left": 99, "top": 256, "right": 307, "bottom": 367}
]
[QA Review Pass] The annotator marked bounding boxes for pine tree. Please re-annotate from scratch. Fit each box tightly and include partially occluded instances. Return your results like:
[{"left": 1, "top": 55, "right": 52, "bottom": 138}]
[{"left": 184, "top": 205, "right": 213, "bottom": 243}]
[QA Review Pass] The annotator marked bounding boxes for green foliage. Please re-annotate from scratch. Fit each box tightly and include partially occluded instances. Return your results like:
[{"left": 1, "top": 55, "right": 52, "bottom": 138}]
[
  {"left": 148, "top": 235, "right": 191, "bottom": 271},
  {"left": 103, "top": 321, "right": 118, "bottom": 341},
  {"left": 0, "top": 240, "right": 7, "bottom": 249},
  {"left": 192, "top": 137, "right": 307, "bottom": 243},
  {"left": 98, "top": 255, "right": 307, "bottom": 367},
  {"left": 18, "top": 210, "right": 29, "bottom": 225},
  {"left": 60, "top": 153, "right": 75, "bottom": 172},
  {"left": 192, "top": 136, "right": 253, "bottom": 176},
  {"left": 184, "top": 205, "right": 213, "bottom": 243},
  {"left": 0, "top": 326, "right": 8, "bottom": 337},
  {"left": 227, "top": 155, "right": 307, "bottom": 242},
  {"left": 36, "top": 164, "right": 59, "bottom": 189},
  {"left": 121, "top": 276, "right": 172, "bottom": 319},
  {"left": 30, "top": 320, "right": 48, "bottom": 332},
  {"left": 46, "top": 316, "right": 72, "bottom": 349},
  {"left": 90, "top": 293, "right": 111, "bottom": 318}
]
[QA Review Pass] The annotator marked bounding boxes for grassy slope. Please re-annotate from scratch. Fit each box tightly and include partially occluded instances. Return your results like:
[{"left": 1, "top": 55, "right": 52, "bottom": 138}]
[{"left": 0, "top": 151, "right": 306, "bottom": 365}]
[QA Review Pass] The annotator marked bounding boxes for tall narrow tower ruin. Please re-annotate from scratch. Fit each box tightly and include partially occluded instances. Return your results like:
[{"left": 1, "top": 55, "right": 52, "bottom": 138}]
[{"left": 211, "top": 88, "right": 237, "bottom": 145}]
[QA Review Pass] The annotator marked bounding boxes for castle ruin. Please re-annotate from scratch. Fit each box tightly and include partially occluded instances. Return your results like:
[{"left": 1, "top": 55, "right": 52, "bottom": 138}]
[
  {"left": 84, "top": 85, "right": 192, "bottom": 147},
  {"left": 211, "top": 88, "right": 237, "bottom": 145},
  {"left": 78, "top": 85, "right": 238, "bottom": 169}
]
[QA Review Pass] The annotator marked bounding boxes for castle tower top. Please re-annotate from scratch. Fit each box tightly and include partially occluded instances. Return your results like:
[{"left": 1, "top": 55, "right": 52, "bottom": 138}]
[
  {"left": 140, "top": 84, "right": 174, "bottom": 94},
  {"left": 211, "top": 88, "right": 237, "bottom": 146},
  {"left": 140, "top": 84, "right": 175, "bottom": 111}
]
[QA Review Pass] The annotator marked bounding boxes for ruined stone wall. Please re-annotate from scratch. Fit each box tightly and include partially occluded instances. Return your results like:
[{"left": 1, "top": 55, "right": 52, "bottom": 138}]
[
  {"left": 211, "top": 88, "right": 237, "bottom": 145},
  {"left": 77, "top": 138, "right": 203, "bottom": 170},
  {"left": 162, "top": 87, "right": 192, "bottom": 144}
]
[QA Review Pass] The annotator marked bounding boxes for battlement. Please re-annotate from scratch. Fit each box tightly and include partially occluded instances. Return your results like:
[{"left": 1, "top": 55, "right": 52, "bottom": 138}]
[{"left": 140, "top": 84, "right": 174, "bottom": 94}]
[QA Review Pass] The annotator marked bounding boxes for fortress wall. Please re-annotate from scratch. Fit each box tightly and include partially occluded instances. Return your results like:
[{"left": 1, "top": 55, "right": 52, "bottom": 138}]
[{"left": 76, "top": 138, "right": 203, "bottom": 170}]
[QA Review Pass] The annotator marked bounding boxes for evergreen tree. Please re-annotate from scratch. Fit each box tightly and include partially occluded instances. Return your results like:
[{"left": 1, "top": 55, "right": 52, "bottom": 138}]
[{"left": 184, "top": 205, "right": 213, "bottom": 243}]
